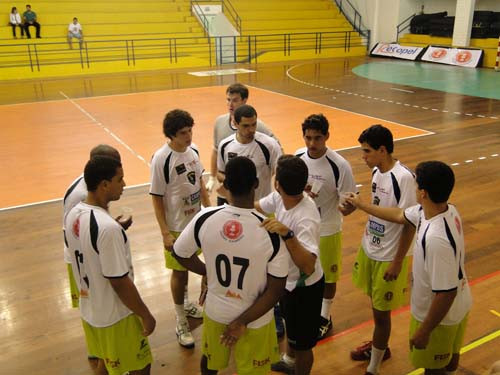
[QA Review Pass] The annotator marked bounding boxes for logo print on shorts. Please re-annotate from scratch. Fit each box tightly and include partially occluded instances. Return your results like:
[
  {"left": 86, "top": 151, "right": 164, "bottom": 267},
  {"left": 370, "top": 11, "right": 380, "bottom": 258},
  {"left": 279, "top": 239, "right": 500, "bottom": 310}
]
[
  {"left": 187, "top": 171, "right": 196, "bottom": 185},
  {"left": 330, "top": 265, "right": 338, "bottom": 273},
  {"left": 72, "top": 218, "right": 80, "bottom": 238},
  {"left": 222, "top": 220, "right": 243, "bottom": 241},
  {"left": 384, "top": 291, "right": 393, "bottom": 301}
]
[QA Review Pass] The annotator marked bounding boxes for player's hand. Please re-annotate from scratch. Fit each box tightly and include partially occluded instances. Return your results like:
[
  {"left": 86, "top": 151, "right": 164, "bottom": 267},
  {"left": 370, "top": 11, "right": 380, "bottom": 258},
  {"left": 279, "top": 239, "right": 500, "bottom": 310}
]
[
  {"left": 205, "top": 175, "right": 217, "bottom": 192},
  {"left": 410, "top": 327, "right": 430, "bottom": 350},
  {"left": 162, "top": 232, "right": 175, "bottom": 251},
  {"left": 260, "top": 218, "right": 289, "bottom": 237},
  {"left": 345, "top": 192, "right": 363, "bottom": 209},
  {"left": 115, "top": 215, "right": 133, "bottom": 230},
  {"left": 199, "top": 275, "right": 208, "bottom": 306},
  {"left": 338, "top": 201, "right": 356, "bottom": 216},
  {"left": 141, "top": 313, "right": 156, "bottom": 336},
  {"left": 304, "top": 184, "right": 319, "bottom": 199},
  {"left": 220, "top": 320, "right": 246, "bottom": 347},
  {"left": 384, "top": 260, "right": 403, "bottom": 281}
]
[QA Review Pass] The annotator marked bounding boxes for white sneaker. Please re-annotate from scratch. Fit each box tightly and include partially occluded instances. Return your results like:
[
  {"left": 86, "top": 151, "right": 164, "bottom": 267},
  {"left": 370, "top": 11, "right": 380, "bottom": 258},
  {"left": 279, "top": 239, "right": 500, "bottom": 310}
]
[
  {"left": 184, "top": 301, "right": 203, "bottom": 319},
  {"left": 176, "top": 320, "right": 195, "bottom": 348}
]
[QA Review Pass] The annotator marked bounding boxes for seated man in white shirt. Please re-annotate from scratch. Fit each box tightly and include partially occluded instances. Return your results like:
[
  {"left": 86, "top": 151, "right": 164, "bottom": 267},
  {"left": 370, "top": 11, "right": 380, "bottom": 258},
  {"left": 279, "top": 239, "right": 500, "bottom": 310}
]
[{"left": 67, "top": 17, "right": 83, "bottom": 49}]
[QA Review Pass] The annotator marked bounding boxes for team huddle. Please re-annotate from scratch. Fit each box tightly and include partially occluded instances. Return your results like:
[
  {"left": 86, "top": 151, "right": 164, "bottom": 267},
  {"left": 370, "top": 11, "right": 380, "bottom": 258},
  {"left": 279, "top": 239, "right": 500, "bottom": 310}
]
[{"left": 63, "top": 83, "right": 472, "bottom": 375}]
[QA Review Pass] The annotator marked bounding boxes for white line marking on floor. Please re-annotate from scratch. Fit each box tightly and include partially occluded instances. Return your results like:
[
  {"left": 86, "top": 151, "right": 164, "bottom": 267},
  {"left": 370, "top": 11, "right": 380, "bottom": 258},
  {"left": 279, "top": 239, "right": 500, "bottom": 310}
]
[
  {"left": 59, "top": 91, "right": 150, "bottom": 168},
  {"left": 390, "top": 88, "right": 414, "bottom": 93}
]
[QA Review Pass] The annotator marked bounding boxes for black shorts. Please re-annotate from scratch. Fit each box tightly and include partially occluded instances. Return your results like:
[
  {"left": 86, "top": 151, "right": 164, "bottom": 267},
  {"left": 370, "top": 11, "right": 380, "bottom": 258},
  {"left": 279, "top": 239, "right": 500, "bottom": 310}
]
[{"left": 280, "top": 276, "right": 324, "bottom": 351}]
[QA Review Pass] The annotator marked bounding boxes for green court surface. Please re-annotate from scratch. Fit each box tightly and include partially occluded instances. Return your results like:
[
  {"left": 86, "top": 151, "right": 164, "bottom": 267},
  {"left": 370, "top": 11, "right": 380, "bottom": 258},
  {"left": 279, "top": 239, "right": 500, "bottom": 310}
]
[{"left": 353, "top": 60, "right": 500, "bottom": 100}]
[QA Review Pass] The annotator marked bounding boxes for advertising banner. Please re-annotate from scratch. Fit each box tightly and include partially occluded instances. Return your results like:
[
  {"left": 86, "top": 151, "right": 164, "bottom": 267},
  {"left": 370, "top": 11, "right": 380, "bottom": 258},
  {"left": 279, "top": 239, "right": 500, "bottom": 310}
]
[
  {"left": 421, "top": 46, "right": 483, "bottom": 68},
  {"left": 370, "top": 43, "right": 424, "bottom": 61}
]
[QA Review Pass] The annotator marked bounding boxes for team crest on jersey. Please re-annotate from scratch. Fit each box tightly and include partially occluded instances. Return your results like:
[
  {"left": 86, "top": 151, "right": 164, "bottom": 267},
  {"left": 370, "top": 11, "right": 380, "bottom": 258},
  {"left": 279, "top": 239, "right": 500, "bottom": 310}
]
[
  {"left": 221, "top": 220, "right": 243, "bottom": 242},
  {"left": 372, "top": 182, "right": 377, "bottom": 193},
  {"left": 373, "top": 196, "right": 380, "bottom": 206},
  {"left": 384, "top": 291, "right": 393, "bottom": 301},
  {"left": 175, "top": 163, "right": 186, "bottom": 175},
  {"left": 187, "top": 171, "right": 196, "bottom": 185},
  {"left": 455, "top": 216, "right": 461, "bottom": 234},
  {"left": 72, "top": 218, "right": 80, "bottom": 238}
]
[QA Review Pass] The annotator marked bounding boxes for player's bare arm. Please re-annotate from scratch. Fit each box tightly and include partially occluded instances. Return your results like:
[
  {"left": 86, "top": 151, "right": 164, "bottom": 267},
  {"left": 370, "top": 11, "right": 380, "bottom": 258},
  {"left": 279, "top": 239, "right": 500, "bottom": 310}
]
[
  {"left": 200, "top": 178, "right": 211, "bottom": 207},
  {"left": 109, "top": 276, "right": 156, "bottom": 336},
  {"left": 220, "top": 274, "right": 286, "bottom": 347},
  {"left": 346, "top": 192, "right": 406, "bottom": 224},
  {"left": 410, "top": 289, "right": 457, "bottom": 349},
  {"left": 174, "top": 252, "right": 207, "bottom": 276},
  {"left": 151, "top": 195, "right": 174, "bottom": 250},
  {"left": 384, "top": 222, "right": 415, "bottom": 281},
  {"left": 261, "top": 217, "right": 316, "bottom": 275}
]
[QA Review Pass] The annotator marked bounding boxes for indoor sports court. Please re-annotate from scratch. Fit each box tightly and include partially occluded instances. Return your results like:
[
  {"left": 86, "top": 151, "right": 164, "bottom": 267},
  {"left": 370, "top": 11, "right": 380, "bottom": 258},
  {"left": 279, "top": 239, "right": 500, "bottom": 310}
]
[{"left": 0, "top": 1, "right": 499, "bottom": 374}]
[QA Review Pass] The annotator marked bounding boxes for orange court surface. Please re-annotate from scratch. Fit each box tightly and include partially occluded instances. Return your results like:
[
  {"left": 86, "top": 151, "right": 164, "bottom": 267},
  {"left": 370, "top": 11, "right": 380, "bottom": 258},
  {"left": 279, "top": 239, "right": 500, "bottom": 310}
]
[{"left": 0, "top": 85, "right": 430, "bottom": 209}]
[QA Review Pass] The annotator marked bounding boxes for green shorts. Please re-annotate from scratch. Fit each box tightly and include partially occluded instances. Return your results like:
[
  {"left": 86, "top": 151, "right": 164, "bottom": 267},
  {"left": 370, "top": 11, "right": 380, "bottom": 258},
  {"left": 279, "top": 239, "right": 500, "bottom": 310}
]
[
  {"left": 67, "top": 263, "right": 79, "bottom": 308},
  {"left": 319, "top": 232, "right": 342, "bottom": 283},
  {"left": 352, "top": 246, "right": 409, "bottom": 311},
  {"left": 409, "top": 314, "right": 468, "bottom": 369},
  {"left": 202, "top": 313, "right": 279, "bottom": 375},
  {"left": 165, "top": 231, "right": 202, "bottom": 271},
  {"left": 82, "top": 314, "right": 153, "bottom": 375}
]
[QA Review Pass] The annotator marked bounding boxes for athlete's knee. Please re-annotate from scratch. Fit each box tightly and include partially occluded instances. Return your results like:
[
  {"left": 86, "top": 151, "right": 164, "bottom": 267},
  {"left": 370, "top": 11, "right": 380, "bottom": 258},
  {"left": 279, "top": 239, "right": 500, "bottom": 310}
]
[{"left": 372, "top": 308, "right": 391, "bottom": 327}]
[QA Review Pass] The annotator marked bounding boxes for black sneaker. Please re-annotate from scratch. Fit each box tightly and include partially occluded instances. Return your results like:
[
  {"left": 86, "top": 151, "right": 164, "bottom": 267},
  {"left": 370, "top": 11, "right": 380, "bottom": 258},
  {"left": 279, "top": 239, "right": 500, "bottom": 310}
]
[
  {"left": 271, "top": 355, "right": 295, "bottom": 374},
  {"left": 317, "top": 316, "right": 332, "bottom": 340}
]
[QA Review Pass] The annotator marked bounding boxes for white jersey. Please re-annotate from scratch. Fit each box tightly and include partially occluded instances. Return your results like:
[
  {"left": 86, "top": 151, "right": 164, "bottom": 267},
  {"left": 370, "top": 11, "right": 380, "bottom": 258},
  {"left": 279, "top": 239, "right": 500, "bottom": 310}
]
[
  {"left": 259, "top": 192, "right": 323, "bottom": 291},
  {"left": 213, "top": 113, "right": 276, "bottom": 150},
  {"left": 150, "top": 143, "right": 205, "bottom": 232},
  {"left": 361, "top": 161, "right": 417, "bottom": 261},
  {"left": 218, "top": 132, "right": 281, "bottom": 200},
  {"left": 68, "top": 22, "right": 82, "bottom": 34},
  {"left": 405, "top": 204, "right": 472, "bottom": 325},
  {"left": 65, "top": 202, "right": 134, "bottom": 327},
  {"left": 296, "top": 147, "right": 357, "bottom": 236},
  {"left": 173, "top": 205, "right": 289, "bottom": 329},
  {"left": 62, "top": 175, "right": 87, "bottom": 264}
]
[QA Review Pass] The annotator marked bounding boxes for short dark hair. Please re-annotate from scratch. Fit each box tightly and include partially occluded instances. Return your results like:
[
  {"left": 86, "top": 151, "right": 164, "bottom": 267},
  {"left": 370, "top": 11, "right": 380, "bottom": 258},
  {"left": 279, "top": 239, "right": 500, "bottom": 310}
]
[
  {"left": 73, "top": 17, "right": 78, "bottom": 21},
  {"left": 89, "top": 144, "right": 121, "bottom": 161},
  {"left": 276, "top": 155, "right": 308, "bottom": 195},
  {"left": 226, "top": 83, "right": 249, "bottom": 100},
  {"left": 234, "top": 104, "right": 257, "bottom": 124},
  {"left": 163, "top": 109, "right": 194, "bottom": 138},
  {"left": 26, "top": 4, "right": 31, "bottom": 8},
  {"left": 223, "top": 156, "right": 257, "bottom": 197},
  {"left": 416, "top": 161, "right": 455, "bottom": 203},
  {"left": 302, "top": 113, "right": 329, "bottom": 135},
  {"left": 358, "top": 124, "right": 394, "bottom": 154},
  {"left": 84, "top": 156, "right": 122, "bottom": 192}
]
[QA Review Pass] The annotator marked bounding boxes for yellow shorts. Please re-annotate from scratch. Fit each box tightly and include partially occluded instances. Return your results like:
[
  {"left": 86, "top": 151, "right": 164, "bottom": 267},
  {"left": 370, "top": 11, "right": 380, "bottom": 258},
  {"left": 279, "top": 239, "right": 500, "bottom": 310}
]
[
  {"left": 82, "top": 314, "right": 152, "bottom": 375},
  {"left": 352, "top": 246, "right": 409, "bottom": 311},
  {"left": 410, "top": 314, "right": 468, "bottom": 369},
  {"left": 319, "top": 232, "right": 342, "bottom": 283},
  {"left": 67, "top": 263, "right": 79, "bottom": 308},
  {"left": 164, "top": 231, "right": 201, "bottom": 271},
  {"left": 202, "top": 313, "right": 279, "bottom": 375}
]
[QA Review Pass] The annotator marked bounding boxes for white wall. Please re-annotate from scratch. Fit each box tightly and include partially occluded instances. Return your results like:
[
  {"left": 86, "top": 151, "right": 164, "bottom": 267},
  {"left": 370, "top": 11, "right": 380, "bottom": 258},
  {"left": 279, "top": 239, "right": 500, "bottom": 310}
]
[{"left": 421, "top": 0, "right": 500, "bottom": 16}]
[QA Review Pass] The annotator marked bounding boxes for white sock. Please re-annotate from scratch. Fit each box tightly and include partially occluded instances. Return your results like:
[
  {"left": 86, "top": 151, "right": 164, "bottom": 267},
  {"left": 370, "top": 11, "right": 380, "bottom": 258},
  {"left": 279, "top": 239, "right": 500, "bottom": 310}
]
[
  {"left": 366, "top": 346, "right": 386, "bottom": 374},
  {"left": 321, "top": 298, "right": 333, "bottom": 319},
  {"left": 183, "top": 285, "right": 189, "bottom": 307},
  {"left": 175, "top": 303, "right": 187, "bottom": 322},
  {"left": 283, "top": 353, "right": 295, "bottom": 365}
]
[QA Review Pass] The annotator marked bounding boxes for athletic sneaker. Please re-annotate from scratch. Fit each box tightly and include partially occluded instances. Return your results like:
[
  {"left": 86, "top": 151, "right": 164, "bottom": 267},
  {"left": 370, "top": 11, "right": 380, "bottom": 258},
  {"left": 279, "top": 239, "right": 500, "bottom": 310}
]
[
  {"left": 271, "top": 355, "right": 295, "bottom": 374},
  {"left": 350, "top": 341, "right": 391, "bottom": 361},
  {"left": 184, "top": 301, "right": 203, "bottom": 319},
  {"left": 317, "top": 316, "right": 332, "bottom": 340},
  {"left": 176, "top": 320, "right": 195, "bottom": 348}
]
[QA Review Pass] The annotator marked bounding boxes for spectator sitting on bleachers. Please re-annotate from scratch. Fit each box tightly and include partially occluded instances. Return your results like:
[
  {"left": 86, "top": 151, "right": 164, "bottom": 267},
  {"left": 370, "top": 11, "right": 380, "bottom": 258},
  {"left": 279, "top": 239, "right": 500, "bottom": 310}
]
[
  {"left": 67, "top": 17, "right": 83, "bottom": 49},
  {"left": 9, "top": 7, "right": 24, "bottom": 38},
  {"left": 23, "top": 4, "right": 41, "bottom": 39}
]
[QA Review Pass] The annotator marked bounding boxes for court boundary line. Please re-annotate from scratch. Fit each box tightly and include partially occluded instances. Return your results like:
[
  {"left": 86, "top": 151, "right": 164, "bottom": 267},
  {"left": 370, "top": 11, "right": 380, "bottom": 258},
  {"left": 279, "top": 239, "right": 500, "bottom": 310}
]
[
  {"left": 0, "top": 183, "right": 151, "bottom": 212},
  {"left": 246, "top": 84, "right": 435, "bottom": 137},
  {"left": 59, "top": 90, "right": 151, "bottom": 168}
]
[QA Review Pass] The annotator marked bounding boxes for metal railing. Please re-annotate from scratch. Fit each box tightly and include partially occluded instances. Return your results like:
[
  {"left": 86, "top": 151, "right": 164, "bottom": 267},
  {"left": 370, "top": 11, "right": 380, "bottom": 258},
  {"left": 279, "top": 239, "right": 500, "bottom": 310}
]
[
  {"left": 0, "top": 30, "right": 369, "bottom": 72},
  {"left": 332, "top": 0, "right": 369, "bottom": 36},
  {"left": 189, "top": 0, "right": 242, "bottom": 35},
  {"left": 397, "top": 13, "right": 416, "bottom": 42}
]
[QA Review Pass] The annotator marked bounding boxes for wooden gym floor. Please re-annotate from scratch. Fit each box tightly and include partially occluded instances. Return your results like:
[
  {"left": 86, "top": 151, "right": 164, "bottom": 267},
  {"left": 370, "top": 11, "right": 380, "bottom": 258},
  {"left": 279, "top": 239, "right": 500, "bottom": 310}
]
[{"left": 0, "top": 57, "right": 499, "bottom": 374}]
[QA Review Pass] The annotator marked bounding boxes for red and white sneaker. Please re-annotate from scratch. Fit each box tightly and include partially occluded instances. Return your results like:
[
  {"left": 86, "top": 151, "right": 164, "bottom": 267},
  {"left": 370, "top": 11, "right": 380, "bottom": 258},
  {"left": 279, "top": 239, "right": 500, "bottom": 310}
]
[{"left": 350, "top": 341, "right": 391, "bottom": 361}]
